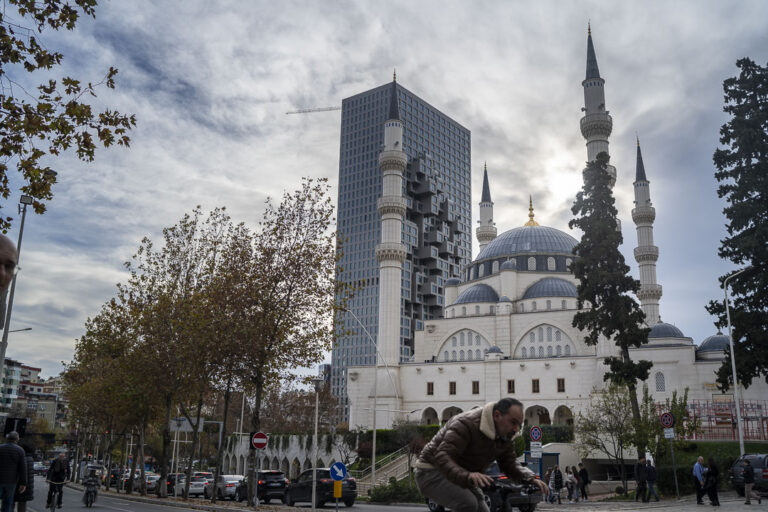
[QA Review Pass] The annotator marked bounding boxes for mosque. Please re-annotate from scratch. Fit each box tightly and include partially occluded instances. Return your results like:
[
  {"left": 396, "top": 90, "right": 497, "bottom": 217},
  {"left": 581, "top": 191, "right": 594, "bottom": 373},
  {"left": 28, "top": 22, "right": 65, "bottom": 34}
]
[{"left": 345, "top": 28, "right": 768, "bottom": 433}]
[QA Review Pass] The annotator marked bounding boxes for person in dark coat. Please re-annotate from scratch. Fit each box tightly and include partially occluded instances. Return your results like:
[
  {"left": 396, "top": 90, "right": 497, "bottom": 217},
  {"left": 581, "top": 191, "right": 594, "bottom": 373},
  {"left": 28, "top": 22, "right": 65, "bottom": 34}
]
[
  {"left": 635, "top": 456, "right": 648, "bottom": 502},
  {"left": 552, "top": 465, "right": 563, "bottom": 504},
  {"left": 578, "top": 462, "right": 589, "bottom": 501},
  {"left": 13, "top": 441, "right": 34, "bottom": 512},
  {"left": 0, "top": 432, "right": 26, "bottom": 512},
  {"left": 743, "top": 459, "right": 761, "bottom": 505},
  {"left": 45, "top": 453, "right": 70, "bottom": 509},
  {"left": 646, "top": 459, "right": 659, "bottom": 502},
  {"left": 705, "top": 457, "right": 720, "bottom": 507}
]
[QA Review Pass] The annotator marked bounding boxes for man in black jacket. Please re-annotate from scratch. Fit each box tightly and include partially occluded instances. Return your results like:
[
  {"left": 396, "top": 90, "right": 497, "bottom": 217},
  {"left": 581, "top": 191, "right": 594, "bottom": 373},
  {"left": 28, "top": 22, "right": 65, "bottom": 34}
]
[
  {"left": 635, "top": 456, "right": 648, "bottom": 503},
  {"left": 0, "top": 431, "right": 27, "bottom": 512},
  {"left": 46, "top": 453, "right": 70, "bottom": 509},
  {"left": 577, "top": 463, "right": 589, "bottom": 501},
  {"left": 646, "top": 459, "right": 659, "bottom": 502}
]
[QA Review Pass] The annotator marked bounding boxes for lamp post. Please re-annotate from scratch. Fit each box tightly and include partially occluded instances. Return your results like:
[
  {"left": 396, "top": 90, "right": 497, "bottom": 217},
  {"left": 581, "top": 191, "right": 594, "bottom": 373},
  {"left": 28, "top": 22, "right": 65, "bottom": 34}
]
[
  {"left": 724, "top": 266, "right": 751, "bottom": 456},
  {"left": 311, "top": 377, "right": 324, "bottom": 512}
]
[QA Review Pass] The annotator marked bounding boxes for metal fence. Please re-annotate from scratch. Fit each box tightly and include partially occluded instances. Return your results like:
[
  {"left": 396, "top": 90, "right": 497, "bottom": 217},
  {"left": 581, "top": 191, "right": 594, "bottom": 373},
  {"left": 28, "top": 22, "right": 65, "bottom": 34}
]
[{"left": 682, "top": 400, "right": 768, "bottom": 441}]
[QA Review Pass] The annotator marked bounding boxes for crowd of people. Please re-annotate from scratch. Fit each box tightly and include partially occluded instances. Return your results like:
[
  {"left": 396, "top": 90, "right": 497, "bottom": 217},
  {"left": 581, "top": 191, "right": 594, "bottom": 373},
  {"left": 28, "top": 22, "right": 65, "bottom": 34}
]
[{"left": 542, "top": 462, "right": 591, "bottom": 504}]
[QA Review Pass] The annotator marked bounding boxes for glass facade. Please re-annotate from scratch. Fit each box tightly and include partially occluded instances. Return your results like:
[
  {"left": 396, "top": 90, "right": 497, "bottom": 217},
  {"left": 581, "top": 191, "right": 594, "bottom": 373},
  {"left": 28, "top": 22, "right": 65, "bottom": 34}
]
[{"left": 333, "top": 82, "right": 471, "bottom": 415}]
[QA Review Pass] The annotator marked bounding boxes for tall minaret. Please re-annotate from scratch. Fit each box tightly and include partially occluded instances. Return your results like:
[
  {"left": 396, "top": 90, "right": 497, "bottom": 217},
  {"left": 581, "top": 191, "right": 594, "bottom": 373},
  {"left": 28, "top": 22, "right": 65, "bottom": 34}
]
[
  {"left": 580, "top": 24, "right": 616, "bottom": 187},
  {"left": 376, "top": 75, "right": 408, "bottom": 367},
  {"left": 632, "top": 138, "right": 662, "bottom": 325},
  {"left": 476, "top": 163, "right": 497, "bottom": 251}
]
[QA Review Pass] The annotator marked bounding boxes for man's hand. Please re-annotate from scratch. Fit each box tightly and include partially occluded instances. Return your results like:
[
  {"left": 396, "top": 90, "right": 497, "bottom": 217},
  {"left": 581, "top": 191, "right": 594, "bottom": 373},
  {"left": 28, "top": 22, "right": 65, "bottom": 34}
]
[
  {"left": 531, "top": 478, "right": 548, "bottom": 495},
  {"left": 17, "top": 485, "right": 25, "bottom": 493},
  {"left": 468, "top": 472, "right": 494, "bottom": 488}
]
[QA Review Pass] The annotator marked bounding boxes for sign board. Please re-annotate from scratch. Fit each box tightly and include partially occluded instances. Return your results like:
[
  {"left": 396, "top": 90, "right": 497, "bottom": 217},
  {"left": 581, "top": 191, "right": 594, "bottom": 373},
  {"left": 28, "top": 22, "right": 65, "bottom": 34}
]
[
  {"left": 660, "top": 412, "right": 675, "bottom": 428},
  {"left": 330, "top": 461, "right": 347, "bottom": 481},
  {"left": 664, "top": 427, "right": 675, "bottom": 439},
  {"left": 530, "top": 426, "right": 543, "bottom": 442},
  {"left": 250, "top": 431, "right": 268, "bottom": 450},
  {"left": 333, "top": 480, "right": 342, "bottom": 498},
  {"left": 170, "top": 417, "right": 203, "bottom": 433},
  {"left": 530, "top": 441, "right": 542, "bottom": 459}
]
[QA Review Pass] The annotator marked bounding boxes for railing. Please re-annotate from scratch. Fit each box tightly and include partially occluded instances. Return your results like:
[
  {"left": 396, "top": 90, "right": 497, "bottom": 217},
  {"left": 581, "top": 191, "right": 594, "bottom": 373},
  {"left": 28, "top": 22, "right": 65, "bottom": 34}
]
[{"left": 349, "top": 445, "right": 409, "bottom": 482}]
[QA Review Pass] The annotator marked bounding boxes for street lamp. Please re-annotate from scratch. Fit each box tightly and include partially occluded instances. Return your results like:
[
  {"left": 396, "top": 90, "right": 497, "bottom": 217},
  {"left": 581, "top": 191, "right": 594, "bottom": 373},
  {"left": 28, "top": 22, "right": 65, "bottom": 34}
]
[
  {"left": 724, "top": 266, "right": 751, "bottom": 456},
  {"left": 311, "top": 376, "right": 324, "bottom": 512},
  {"left": 8, "top": 328, "right": 31, "bottom": 333}
]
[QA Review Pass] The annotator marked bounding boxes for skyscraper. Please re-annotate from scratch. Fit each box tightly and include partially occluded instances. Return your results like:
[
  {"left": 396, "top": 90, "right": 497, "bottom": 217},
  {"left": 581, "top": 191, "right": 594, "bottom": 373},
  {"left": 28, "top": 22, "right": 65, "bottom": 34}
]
[{"left": 333, "top": 78, "right": 472, "bottom": 415}]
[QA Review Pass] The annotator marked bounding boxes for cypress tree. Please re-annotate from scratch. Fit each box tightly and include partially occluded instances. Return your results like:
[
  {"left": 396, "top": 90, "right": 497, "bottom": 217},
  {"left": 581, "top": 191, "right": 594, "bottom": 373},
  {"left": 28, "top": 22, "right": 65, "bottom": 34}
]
[
  {"left": 706, "top": 58, "right": 768, "bottom": 390},
  {"left": 569, "top": 152, "right": 652, "bottom": 450}
]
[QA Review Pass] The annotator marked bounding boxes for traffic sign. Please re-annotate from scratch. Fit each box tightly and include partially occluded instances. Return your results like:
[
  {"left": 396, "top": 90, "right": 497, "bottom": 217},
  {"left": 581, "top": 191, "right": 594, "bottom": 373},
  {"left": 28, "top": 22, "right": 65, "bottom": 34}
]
[
  {"left": 660, "top": 412, "right": 675, "bottom": 428},
  {"left": 664, "top": 427, "right": 675, "bottom": 439},
  {"left": 530, "top": 426, "right": 542, "bottom": 442},
  {"left": 330, "top": 461, "right": 347, "bottom": 481},
  {"left": 250, "top": 431, "right": 268, "bottom": 450},
  {"left": 530, "top": 441, "right": 542, "bottom": 459}
]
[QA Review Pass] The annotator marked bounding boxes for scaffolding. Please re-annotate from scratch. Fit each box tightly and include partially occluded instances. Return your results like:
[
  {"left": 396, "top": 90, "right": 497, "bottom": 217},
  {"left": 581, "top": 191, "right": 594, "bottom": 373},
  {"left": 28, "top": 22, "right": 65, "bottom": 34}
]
[{"left": 683, "top": 400, "right": 768, "bottom": 441}]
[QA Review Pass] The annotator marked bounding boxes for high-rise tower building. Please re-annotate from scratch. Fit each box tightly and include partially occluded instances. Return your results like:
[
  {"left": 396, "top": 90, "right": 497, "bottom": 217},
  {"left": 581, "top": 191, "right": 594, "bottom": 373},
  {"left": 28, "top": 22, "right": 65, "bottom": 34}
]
[{"left": 333, "top": 78, "right": 472, "bottom": 415}]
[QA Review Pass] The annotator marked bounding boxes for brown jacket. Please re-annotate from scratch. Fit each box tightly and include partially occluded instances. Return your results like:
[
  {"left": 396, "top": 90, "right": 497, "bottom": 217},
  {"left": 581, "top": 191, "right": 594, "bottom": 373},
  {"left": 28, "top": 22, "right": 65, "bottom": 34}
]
[{"left": 416, "top": 402, "right": 533, "bottom": 488}]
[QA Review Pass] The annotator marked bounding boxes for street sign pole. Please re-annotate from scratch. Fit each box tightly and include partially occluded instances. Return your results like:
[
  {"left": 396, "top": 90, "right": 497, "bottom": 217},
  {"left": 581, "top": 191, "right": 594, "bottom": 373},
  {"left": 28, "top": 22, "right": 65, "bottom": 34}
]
[{"left": 660, "top": 413, "right": 680, "bottom": 499}]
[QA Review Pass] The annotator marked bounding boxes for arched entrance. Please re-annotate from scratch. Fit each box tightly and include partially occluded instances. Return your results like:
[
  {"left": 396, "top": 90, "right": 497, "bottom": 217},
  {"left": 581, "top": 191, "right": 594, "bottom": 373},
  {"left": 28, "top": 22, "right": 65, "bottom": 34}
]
[
  {"left": 524, "top": 405, "right": 551, "bottom": 425},
  {"left": 442, "top": 406, "right": 463, "bottom": 422},
  {"left": 553, "top": 405, "right": 574, "bottom": 426},
  {"left": 422, "top": 407, "right": 438, "bottom": 425}
]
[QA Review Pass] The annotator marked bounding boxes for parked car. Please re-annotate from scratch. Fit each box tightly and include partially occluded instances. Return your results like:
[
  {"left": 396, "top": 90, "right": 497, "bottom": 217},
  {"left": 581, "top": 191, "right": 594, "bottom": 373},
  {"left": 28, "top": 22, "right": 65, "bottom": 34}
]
[
  {"left": 144, "top": 474, "right": 161, "bottom": 493},
  {"left": 234, "top": 470, "right": 290, "bottom": 504},
  {"left": 212, "top": 474, "right": 244, "bottom": 500},
  {"left": 194, "top": 471, "right": 214, "bottom": 484},
  {"left": 285, "top": 468, "right": 356, "bottom": 508},
  {"left": 33, "top": 462, "right": 48, "bottom": 476},
  {"left": 730, "top": 454, "right": 768, "bottom": 496},
  {"left": 185, "top": 475, "right": 209, "bottom": 497},
  {"left": 167, "top": 473, "right": 186, "bottom": 495}
]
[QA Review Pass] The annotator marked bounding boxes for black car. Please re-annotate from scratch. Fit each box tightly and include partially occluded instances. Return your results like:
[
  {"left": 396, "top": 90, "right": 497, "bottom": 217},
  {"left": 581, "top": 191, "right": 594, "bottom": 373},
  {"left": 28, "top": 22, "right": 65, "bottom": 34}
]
[
  {"left": 167, "top": 473, "right": 186, "bottom": 496},
  {"left": 730, "top": 454, "right": 768, "bottom": 496},
  {"left": 285, "top": 468, "right": 356, "bottom": 508},
  {"left": 234, "top": 470, "right": 290, "bottom": 504}
]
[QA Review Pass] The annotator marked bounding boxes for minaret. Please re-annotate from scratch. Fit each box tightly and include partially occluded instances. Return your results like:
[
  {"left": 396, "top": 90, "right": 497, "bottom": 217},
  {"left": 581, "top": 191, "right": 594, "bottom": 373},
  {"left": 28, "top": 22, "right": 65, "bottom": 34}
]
[
  {"left": 632, "top": 138, "right": 662, "bottom": 325},
  {"left": 580, "top": 24, "right": 616, "bottom": 187},
  {"left": 476, "top": 163, "right": 497, "bottom": 251},
  {"left": 376, "top": 75, "right": 408, "bottom": 367}
]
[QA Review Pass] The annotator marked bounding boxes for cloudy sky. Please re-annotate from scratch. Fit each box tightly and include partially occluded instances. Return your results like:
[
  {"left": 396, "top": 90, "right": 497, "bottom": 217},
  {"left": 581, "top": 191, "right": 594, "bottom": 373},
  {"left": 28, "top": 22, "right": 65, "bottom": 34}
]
[{"left": 3, "top": 1, "right": 767, "bottom": 377}]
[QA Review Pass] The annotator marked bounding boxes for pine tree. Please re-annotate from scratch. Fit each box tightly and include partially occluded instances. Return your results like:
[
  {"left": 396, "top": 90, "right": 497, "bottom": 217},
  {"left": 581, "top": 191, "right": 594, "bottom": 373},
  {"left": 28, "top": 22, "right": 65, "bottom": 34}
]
[
  {"left": 569, "top": 152, "right": 652, "bottom": 450},
  {"left": 706, "top": 58, "right": 768, "bottom": 390}
]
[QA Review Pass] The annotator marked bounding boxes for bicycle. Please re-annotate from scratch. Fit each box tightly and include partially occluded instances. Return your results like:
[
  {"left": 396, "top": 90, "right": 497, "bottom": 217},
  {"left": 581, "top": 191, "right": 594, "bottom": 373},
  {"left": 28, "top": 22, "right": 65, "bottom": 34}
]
[{"left": 45, "top": 480, "right": 66, "bottom": 512}]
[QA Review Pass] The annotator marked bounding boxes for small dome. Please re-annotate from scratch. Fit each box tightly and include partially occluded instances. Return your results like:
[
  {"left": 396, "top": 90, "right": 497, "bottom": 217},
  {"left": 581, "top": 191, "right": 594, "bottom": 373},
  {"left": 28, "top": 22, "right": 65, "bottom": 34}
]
[
  {"left": 522, "top": 278, "right": 578, "bottom": 300},
  {"left": 500, "top": 260, "right": 516, "bottom": 271},
  {"left": 474, "top": 225, "right": 578, "bottom": 262},
  {"left": 486, "top": 346, "right": 503, "bottom": 354},
  {"left": 648, "top": 322, "right": 685, "bottom": 339},
  {"left": 499, "top": 295, "right": 512, "bottom": 303},
  {"left": 454, "top": 284, "right": 499, "bottom": 304},
  {"left": 445, "top": 278, "right": 461, "bottom": 286},
  {"left": 699, "top": 332, "right": 729, "bottom": 353}
]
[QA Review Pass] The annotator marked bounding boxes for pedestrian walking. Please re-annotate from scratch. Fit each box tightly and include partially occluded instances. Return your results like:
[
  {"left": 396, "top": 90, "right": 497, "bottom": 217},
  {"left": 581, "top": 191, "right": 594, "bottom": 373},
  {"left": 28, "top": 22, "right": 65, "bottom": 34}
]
[
  {"left": 552, "top": 465, "right": 563, "bottom": 504},
  {"left": 571, "top": 466, "right": 580, "bottom": 502},
  {"left": 635, "top": 456, "right": 648, "bottom": 502},
  {"left": 646, "top": 459, "right": 660, "bottom": 502},
  {"left": 693, "top": 456, "right": 706, "bottom": 505},
  {"left": 13, "top": 441, "right": 34, "bottom": 512},
  {"left": 565, "top": 467, "right": 576, "bottom": 503},
  {"left": 0, "top": 432, "right": 27, "bottom": 512},
  {"left": 743, "top": 459, "right": 761, "bottom": 505},
  {"left": 705, "top": 457, "right": 720, "bottom": 507},
  {"left": 578, "top": 462, "right": 589, "bottom": 501}
]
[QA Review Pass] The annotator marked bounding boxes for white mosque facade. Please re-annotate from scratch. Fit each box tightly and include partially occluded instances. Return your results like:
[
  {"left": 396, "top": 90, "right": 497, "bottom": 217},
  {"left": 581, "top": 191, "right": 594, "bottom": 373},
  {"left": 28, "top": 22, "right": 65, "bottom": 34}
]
[{"left": 345, "top": 29, "right": 768, "bottom": 432}]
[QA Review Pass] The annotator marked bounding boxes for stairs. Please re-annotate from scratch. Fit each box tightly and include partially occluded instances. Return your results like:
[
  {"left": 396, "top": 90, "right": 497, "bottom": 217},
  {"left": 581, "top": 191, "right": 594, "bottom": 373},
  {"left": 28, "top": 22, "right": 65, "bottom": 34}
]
[{"left": 351, "top": 446, "right": 414, "bottom": 493}]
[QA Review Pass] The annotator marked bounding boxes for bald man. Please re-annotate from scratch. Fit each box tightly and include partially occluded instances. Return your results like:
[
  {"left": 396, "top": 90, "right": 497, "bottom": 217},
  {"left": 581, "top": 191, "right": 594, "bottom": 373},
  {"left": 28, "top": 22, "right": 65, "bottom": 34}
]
[{"left": 0, "top": 235, "right": 18, "bottom": 326}]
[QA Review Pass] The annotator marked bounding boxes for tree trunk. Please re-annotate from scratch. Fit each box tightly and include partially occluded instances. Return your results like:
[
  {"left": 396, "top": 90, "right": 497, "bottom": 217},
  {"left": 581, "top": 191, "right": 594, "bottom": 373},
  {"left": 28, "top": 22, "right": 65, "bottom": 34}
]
[
  {"left": 127, "top": 434, "right": 138, "bottom": 495},
  {"left": 138, "top": 423, "right": 147, "bottom": 495},
  {"left": 623, "top": 348, "right": 645, "bottom": 456},
  {"left": 247, "top": 373, "right": 265, "bottom": 505},
  {"left": 182, "top": 397, "right": 205, "bottom": 500},
  {"left": 211, "top": 381, "right": 233, "bottom": 504},
  {"left": 157, "top": 394, "right": 173, "bottom": 497}
]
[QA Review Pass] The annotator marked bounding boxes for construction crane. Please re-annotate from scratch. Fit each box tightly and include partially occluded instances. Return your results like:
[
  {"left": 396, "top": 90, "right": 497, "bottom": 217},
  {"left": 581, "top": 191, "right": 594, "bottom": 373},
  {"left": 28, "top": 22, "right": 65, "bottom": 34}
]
[{"left": 285, "top": 106, "right": 341, "bottom": 114}]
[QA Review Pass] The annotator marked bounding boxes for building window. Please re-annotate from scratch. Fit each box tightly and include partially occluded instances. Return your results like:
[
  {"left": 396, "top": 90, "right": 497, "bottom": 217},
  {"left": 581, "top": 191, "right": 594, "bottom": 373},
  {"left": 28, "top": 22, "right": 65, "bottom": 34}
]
[
  {"left": 472, "top": 381, "right": 480, "bottom": 394},
  {"left": 529, "top": 333, "right": 535, "bottom": 343},
  {"left": 449, "top": 381, "right": 456, "bottom": 395},
  {"left": 459, "top": 350, "right": 465, "bottom": 361},
  {"left": 467, "top": 350, "right": 473, "bottom": 360},
  {"left": 561, "top": 300, "right": 567, "bottom": 310},
  {"left": 451, "top": 350, "right": 457, "bottom": 361},
  {"left": 556, "top": 345, "right": 562, "bottom": 356},
  {"left": 547, "top": 257, "right": 555, "bottom": 271},
  {"left": 547, "top": 327, "right": 552, "bottom": 341},
  {"left": 538, "top": 346, "right": 544, "bottom": 357},
  {"left": 521, "top": 347, "right": 527, "bottom": 358},
  {"left": 555, "top": 330, "right": 561, "bottom": 342},
  {"left": 546, "top": 300, "right": 551, "bottom": 310},
  {"left": 475, "top": 349, "right": 481, "bottom": 359},
  {"left": 520, "top": 303, "right": 525, "bottom": 313},
  {"left": 507, "top": 379, "right": 515, "bottom": 393},
  {"left": 452, "top": 337, "right": 457, "bottom": 347},
  {"left": 444, "top": 351, "right": 449, "bottom": 360},
  {"left": 538, "top": 327, "right": 543, "bottom": 340},
  {"left": 532, "top": 379, "right": 540, "bottom": 393},
  {"left": 655, "top": 372, "right": 666, "bottom": 392},
  {"left": 528, "top": 257, "right": 536, "bottom": 270},
  {"left": 564, "top": 345, "right": 571, "bottom": 356},
  {"left": 532, "top": 301, "right": 537, "bottom": 311},
  {"left": 475, "top": 305, "right": 480, "bottom": 315},
  {"left": 492, "top": 261, "right": 499, "bottom": 273},
  {"left": 489, "top": 306, "right": 495, "bottom": 315},
  {"left": 566, "top": 258, "right": 572, "bottom": 270},
  {"left": 547, "top": 346, "right": 553, "bottom": 357},
  {"left": 557, "top": 378, "right": 565, "bottom": 392},
  {"left": 427, "top": 382, "right": 434, "bottom": 395}
]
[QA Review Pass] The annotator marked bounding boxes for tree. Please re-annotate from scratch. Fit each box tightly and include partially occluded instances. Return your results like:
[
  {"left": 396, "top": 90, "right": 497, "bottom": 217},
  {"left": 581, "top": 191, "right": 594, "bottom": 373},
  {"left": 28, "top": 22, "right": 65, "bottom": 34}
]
[
  {"left": 0, "top": 0, "right": 135, "bottom": 230},
  {"left": 569, "top": 152, "right": 652, "bottom": 452},
  {"left": 575, "top": 384, "right": 634, "bottom": 494},
  {"left": 706, "top": 58, "right": 768, "bottom": 391},
  {"left": 636, "top": 385, "right": 699, "bottom": 465}
]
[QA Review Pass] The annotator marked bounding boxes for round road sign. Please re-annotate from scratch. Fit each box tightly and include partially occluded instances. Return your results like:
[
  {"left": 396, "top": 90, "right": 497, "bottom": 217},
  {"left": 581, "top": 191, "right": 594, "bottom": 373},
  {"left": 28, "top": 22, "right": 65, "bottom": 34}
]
[
  {"left": 660, "top": 412, "right": 675, "bottom": 428},
  {"left": 251, "top": 431, "right": 268, "bottom": 450},
  {"left": 530, "top": 426, "right": 543, "bottom": 442}
]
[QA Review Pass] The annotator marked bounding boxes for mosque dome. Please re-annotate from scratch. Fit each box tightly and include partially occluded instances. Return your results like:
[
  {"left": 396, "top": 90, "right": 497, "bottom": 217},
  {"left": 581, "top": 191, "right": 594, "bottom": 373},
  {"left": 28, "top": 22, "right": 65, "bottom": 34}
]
[
  {"left": 486, "top": 346, "right": 503, "bottom": 354},
  {"left": 500, "top": 260, "right": 517, "bottom": 271},
  {"left": 454, "top": 283, "right": 499, "bottom": 304},
  {"left": 522, "top": 278, "right": 578, "bottom": 299},
  {"left": 698, "top": 332, "right": 729, "bottom": 353},
  {"left": 498, "top": 295, "right": 512, "bottom": 303},
  {"left": 445, "top": 278, "right": 461, "bottom": 286},
  {"left": 648, "top": 322, "right": 685, "bottom": 339},
  {"left": 474, "top": 225, "right": 578, "bottom": 262}
]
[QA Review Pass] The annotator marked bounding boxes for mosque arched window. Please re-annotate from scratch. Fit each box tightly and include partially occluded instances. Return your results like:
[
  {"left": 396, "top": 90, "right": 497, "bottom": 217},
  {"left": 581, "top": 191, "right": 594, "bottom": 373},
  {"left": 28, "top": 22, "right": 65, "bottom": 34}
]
[
  {"left": 451, "top": 350, "right": 457, "bottom": 361},
  {"left": 452, "top": 337, "right": 457, "bottom": 347},
  {"left": 522, "top": 348, "right": 527, "bottom": 358},
  {"left": 470, "top": 267, "right": 476, "bottom": 280},
  {"left": 460, "top": 333, "right": 464, "bottom": 346},
  {"left": 476, "top": 335, "right": 481, "bottom": 345},
  {"left": 547, "top": 327, "right": 553, "bottom": 341},
  {"left": 529, "top": 333, "right": 535, "bottom": 343},
  {"left": 538, "top": 327, "right": 544, "bottom": 341},
  {"left": 547, "top": 346, "right": 553, "bottom": 357},
  {"left": 492, "top": 261, "right": 499, "bottom": 273},
  {"left": 459, "top": 350, "right": 465, "bottom": 361},
  {"left": 564, "top": 345, "right": 571, "bottom": 356},
  {"left": 565, "top": 258, "right": 572, "bottom": 270},
  {"left": 547, "top": 257, "right": 556, "bottom": 271},
  {"left": 556, "top": 345, "right": 562, "bottom": 356},
  {"left": 478, "top": 265, "right": 485, "bottom": 278},
  {"left": 655, "top": 372, "right": 666, "bottom": 392},
  {"left": 538, "top": 346, "right": 544, "bottom": 357},
  {"left": 467, "top": 350, "right": 473, "bottom": 361},
  {"left": 528, "top": 257, "right": 536, "bottom": 271},
  {"left": 476, "top": 349, "right": 481, "bottom": 359}
]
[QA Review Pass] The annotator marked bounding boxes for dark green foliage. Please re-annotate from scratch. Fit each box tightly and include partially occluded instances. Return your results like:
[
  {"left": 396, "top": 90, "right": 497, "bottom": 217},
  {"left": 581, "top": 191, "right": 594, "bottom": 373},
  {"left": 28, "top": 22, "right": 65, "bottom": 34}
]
[
  {"left": 0, "top": 0, "right": 135, "bottom": 230},
  {"left": 520, "top": 425, "right": 574, "bottom": 450},
  {"left": 357, "top": 424, "right": 440, "bottom": 455},
  {"left": 369, "top": 476, "right": 423, "bottom": 503},
  {"left": 706, "top": 58, "right": 768, "bottom": 391}
]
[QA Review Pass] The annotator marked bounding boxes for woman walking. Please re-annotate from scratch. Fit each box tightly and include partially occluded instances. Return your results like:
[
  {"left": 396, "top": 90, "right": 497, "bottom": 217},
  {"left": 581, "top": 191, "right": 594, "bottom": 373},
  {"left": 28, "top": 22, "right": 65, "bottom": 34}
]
[
  {"left": 705, "top": 457, "right": 720, "bottom": 507},
  {"left": 13, "top": 441, "right": 34, "bottom": 512},
  {"left": 571, "top": 466, "right": 580, "bottom": 502}
]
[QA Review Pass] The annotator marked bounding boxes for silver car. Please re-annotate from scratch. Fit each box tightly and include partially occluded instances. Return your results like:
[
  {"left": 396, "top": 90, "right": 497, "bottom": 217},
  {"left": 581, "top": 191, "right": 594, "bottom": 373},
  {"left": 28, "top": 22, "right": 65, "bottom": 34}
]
[
  {"left": 186, "top": 476, "right": 208, "bottom": 497},
  {"left": 214, "top": 474, "right": 244, "bottom": 500}
]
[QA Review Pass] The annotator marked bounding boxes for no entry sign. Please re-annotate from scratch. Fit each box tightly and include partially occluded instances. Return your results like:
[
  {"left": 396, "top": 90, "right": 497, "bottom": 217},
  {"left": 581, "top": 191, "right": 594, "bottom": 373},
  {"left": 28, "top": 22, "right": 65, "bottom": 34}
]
[{"left": 250, "top": 431, "right": 268, "bottom": 450}]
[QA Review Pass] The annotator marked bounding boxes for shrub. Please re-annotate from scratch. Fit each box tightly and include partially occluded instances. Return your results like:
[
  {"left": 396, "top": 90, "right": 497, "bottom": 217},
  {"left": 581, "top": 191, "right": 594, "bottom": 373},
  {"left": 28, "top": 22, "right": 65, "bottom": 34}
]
[
  {"left": 369, "top": 476, "right": 423, "bottom": 503},
  {"left": 615, "top": 485, "right": 625, "bottom": 494}
]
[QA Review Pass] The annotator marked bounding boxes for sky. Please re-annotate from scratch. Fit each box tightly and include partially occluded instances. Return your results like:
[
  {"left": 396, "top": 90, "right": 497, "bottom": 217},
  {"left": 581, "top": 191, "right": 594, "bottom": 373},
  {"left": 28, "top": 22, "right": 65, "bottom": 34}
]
[{"left": 2, "top": 0, "right": 767, "bottom": 378}]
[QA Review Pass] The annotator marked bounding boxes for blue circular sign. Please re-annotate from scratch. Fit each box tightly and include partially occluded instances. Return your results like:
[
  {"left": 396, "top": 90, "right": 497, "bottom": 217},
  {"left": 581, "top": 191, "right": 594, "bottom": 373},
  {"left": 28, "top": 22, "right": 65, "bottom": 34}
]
[
  {"left": 660, "top": 412, "right": 675, "bottom": 428},
  {"left": 330, "top": 461, "right": 347, "bottom": 481},
  {"left": 530, "top": 426, "right": 542, "bottom": 442}
]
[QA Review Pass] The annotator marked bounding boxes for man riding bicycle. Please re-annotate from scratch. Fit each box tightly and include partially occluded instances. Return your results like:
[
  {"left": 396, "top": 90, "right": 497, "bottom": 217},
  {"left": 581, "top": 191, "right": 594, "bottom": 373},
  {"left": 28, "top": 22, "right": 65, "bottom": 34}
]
[
  {"left": 415, "top": 398, "right": 548, "bottom": 512},
  {"left": 46, "top": 454, "right": 70, "bottom": 509}
]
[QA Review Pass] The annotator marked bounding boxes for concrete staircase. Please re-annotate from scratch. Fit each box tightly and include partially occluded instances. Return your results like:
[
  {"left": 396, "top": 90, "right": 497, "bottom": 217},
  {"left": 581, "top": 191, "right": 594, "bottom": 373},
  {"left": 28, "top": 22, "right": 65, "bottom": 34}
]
[{"left": 351, "top": 446, "right": 414, "bottom": 494}]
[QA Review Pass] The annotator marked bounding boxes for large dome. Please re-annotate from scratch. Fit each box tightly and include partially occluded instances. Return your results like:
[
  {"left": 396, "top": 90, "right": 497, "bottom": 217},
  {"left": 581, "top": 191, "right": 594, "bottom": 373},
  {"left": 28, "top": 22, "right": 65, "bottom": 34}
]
[
  {"left": 475, "top": 225, "right": 578, "bottom": 262},
  {"left": 454, "top": 284, "right": 499, "bottom": 304},
  {"left": 522, "top": 278, "right": 578, "bottom": 299},
  {"left": 648, "top": 322, "right": 685, "bottom": 339},
  {"left": 699, "top": 332, "right": 729, "bottom": 353}
]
